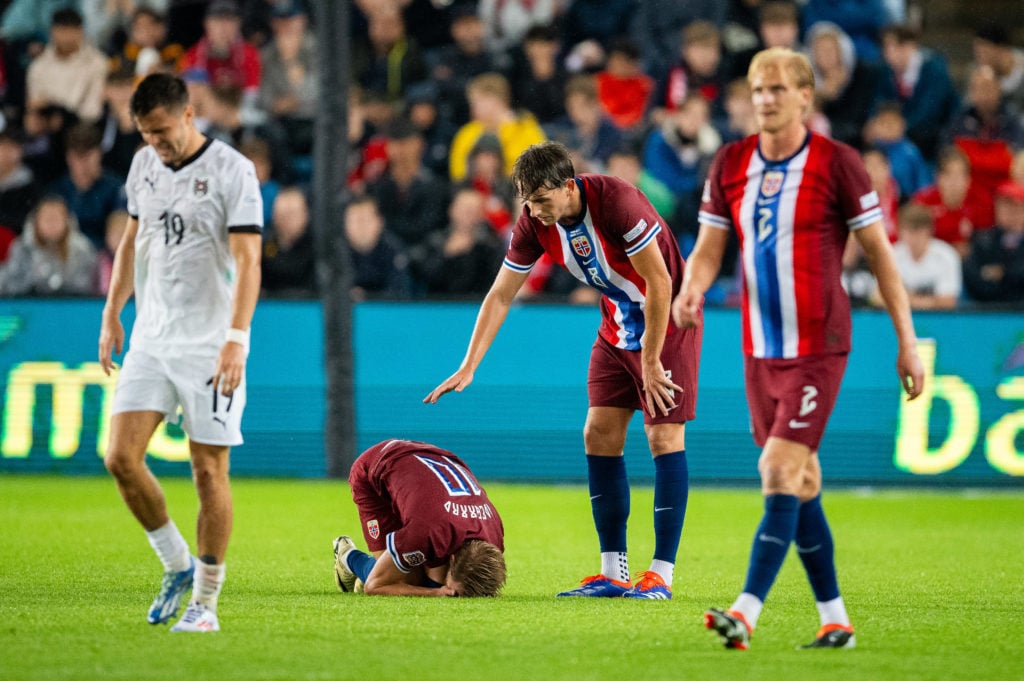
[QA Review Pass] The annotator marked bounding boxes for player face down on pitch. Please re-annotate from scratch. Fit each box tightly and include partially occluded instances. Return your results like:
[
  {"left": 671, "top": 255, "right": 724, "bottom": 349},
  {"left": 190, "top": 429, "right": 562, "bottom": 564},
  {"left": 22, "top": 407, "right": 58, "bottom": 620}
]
[{"left": 333, "top": 439, "right": 506, "bottom": 598}]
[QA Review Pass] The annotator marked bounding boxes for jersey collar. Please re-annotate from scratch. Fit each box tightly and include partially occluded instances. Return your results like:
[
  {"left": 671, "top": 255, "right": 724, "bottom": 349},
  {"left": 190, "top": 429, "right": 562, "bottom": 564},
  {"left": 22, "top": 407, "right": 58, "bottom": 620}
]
[
  {"left": 165, "top": 136, "right": 213, "bottom": 171},
  {"left": 556, "top": 177, "right": 588, "bottom": 228}
]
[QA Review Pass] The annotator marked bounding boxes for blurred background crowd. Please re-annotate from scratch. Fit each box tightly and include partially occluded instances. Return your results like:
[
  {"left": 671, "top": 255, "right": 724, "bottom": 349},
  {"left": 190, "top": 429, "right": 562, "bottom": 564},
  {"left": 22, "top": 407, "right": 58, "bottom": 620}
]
[{"left": 0, "top": 0, "right": 1022, "bottom": 308}]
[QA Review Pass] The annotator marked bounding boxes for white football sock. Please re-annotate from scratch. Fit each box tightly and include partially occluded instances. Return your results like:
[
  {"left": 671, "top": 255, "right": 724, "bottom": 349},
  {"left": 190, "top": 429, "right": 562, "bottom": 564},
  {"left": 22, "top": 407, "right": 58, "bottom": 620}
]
[
  {"left": 816, "top": 596, "right": 851, "bottom": 627},
  {"left": 193, "top": 561, "right": 226, "bottom": 610},
  {"left": 601, "top": 551, "right": 629, "bottom": 583},
  {"left": 731, "top": 592, "right": 764, "bottom": 629},
  {"left": 649, "top": 559, "right": 674, "bottom": 585},
  {"left": 145, "top": 520, "right": 191, "bottom": 573}
]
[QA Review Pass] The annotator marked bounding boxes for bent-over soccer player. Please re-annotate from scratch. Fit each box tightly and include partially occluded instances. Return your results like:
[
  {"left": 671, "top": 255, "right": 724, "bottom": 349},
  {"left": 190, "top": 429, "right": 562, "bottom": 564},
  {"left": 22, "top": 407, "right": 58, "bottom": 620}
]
[{"left": 333, "top": 439, "right": 506, "bottom": 598}]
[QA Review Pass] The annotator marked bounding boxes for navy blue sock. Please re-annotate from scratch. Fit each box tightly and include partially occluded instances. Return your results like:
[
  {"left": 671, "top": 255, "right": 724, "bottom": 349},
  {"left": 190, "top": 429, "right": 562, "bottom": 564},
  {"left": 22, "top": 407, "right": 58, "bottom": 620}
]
[
  {"left": 652, "top": 450, "right": 689, "bottom": 563},
  {"left": 586, "top": 454, "right": 630, "bottom": 552},
  {"left": 346, "top": 548, "right": 378, "bottom": 583},
  {"left": 796, "top": 495, "right": 840, "bottom": 602},
  {"left": 742, "top": 494, "right": 800, "bottom": 601}
]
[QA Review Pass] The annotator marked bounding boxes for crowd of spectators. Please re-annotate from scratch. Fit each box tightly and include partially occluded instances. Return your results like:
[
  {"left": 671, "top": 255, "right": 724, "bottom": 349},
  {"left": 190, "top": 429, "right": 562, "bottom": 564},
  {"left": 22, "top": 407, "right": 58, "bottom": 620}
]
[{"left": 0, "top": 0, "right": 1022, "bottom": 307}]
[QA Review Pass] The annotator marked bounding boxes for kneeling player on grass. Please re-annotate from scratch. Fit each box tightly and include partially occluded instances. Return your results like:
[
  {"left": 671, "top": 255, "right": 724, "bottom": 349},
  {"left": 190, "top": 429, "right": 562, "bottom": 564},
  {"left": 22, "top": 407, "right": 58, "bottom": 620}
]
[{"left": 332, "top": 439, "right": 506, "bottom": 597}]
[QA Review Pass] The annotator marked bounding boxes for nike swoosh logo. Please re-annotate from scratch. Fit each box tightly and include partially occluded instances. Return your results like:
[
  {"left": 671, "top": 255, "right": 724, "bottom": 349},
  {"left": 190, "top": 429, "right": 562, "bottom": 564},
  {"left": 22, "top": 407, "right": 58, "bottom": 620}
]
[
  {"left": 582, "top": 258, "right": 595, "bottom": 265},
  {"left": 590, "top": 494, "right": 602, "bottom": 500},
  {"left": 654, "top": 507, "right": 673, "bottom": 512},
  {"left": 789, "top": 419, "right": 810, "bottom": 429},
  {"left": 758, "top": 533, "right": 787, "bottom": 547}
]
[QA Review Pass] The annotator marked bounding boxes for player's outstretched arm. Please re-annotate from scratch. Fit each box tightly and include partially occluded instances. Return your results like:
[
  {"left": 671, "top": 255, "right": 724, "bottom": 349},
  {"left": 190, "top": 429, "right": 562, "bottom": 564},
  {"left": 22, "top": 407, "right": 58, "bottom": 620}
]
[
  {"left": 672, "top": 224, "right": 728, "bottom": 328},
  {"left": 99, "top": 215, "right": 139, "bottom": 375},
  {"left": 363, "top": 553, "right": 454, "bottom": 597},
  {"left": 423, "top": 268, "right": 528, "bottom": 404},
  {"left": 855, "top": 221, "right": 925, "bottom": 400}
]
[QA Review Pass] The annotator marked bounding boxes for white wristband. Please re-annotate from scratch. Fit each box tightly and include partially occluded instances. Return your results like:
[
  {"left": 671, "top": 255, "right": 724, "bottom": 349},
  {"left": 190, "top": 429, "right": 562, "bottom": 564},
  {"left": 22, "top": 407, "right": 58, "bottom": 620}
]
[{"left": 225, "top": 327, "right": 250, "bottom": 351}]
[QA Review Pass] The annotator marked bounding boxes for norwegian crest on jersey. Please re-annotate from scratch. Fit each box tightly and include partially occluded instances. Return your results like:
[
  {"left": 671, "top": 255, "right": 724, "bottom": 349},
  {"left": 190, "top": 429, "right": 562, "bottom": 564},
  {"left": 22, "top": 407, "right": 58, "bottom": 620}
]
[
  {"left": 571, "top": 235, "right": 592, "bottom": 257},
  {"left": 761, "top": 170, "right": 784, "bottom": 197},
  {"left": 193, "top": 176, "right": 209, "bottom": 198}
]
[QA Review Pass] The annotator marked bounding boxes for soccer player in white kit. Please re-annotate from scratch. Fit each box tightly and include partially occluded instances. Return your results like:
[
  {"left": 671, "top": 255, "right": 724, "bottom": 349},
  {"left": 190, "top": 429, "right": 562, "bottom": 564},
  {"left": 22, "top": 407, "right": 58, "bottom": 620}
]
[{"left": 98, "top": 73, "right": 262, "bottom": 633}]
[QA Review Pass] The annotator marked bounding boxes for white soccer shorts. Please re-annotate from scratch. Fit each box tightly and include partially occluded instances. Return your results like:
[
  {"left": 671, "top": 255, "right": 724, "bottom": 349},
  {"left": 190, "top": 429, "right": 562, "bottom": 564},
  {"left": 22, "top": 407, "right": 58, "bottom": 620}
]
[{"left": 111, "top": 348, "right": 246, "bottom": 446}]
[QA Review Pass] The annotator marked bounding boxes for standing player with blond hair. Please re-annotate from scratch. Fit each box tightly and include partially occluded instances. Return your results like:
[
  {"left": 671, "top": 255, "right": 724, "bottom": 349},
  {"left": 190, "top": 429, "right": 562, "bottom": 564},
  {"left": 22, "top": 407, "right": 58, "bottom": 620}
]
[
  {"left": 99, "top": 72, "right": 262, "bottom": 633},
  {"left": 673, "top": 48, "right": 925, "bottom": 649}
]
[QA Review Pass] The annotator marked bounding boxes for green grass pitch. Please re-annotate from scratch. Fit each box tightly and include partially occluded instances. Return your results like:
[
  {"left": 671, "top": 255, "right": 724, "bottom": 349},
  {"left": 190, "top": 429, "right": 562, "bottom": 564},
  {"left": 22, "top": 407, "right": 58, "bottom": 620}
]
[{"left": 1, "top": 475, "right": 1021, "bottom": 681}]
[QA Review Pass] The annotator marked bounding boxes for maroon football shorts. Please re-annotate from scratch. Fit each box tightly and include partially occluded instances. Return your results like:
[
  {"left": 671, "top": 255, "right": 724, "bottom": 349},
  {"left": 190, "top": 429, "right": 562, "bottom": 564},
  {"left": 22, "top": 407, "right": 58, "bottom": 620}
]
[
  {"left": 743, "top": 352, "right": 848, "bottom": 450},
  {"left": 348, "top": 443, "right": 401, "bottom": 554},
  {"left": 587, "top": 324, "right": 702, "bottom": 425}
]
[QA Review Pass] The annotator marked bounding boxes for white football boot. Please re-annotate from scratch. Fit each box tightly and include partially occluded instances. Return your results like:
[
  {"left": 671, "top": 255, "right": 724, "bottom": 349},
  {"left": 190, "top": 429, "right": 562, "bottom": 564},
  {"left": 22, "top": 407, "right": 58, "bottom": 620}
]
[{"left": 170, "top": 602, "right": 219, "bottom": 632}]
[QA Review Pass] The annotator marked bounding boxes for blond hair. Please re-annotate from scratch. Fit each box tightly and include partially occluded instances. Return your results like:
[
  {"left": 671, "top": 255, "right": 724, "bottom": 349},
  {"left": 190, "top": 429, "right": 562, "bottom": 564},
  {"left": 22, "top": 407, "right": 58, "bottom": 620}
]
[
  {"left": 748, "top": 47, "right": 815, "bottom": 90},
  {"left": 450, "top": 541, "right": 506, "bottom": 598},
  {"left": 467, "top": 72, "right": 511, "bottom": 106}
]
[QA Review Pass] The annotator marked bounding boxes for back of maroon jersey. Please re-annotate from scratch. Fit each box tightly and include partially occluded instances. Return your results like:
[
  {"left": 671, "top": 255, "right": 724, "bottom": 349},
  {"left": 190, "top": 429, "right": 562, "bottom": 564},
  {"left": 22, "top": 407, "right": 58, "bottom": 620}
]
[{"left": 369, "top": 439, "right": 505, "bottom": 571}]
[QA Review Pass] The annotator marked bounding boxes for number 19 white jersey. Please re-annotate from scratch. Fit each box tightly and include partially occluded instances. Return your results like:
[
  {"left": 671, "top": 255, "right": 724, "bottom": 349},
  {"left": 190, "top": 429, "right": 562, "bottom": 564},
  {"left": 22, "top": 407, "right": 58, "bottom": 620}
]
[{"left": 125, "top": 138, "right": 262, "bottom": 355}]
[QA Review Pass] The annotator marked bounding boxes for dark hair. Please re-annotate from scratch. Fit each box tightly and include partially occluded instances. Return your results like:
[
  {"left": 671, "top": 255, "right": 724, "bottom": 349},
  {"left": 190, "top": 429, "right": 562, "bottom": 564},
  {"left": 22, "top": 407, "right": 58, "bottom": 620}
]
[
  {"left": 64, "top": 123, "right": 102, "bottom": 153},
  {"left": 449, "top": 541, "right": 506, "bottom": 598},
  {"left": 974, "top": 21, "right": 1010, "bottom": 46},
  {"left": 130, "top": 73, "right": 189, "bottom": 118},
  {"left": 759, "top": 0, "right": 798, "bottom": 26},
  {"left": 881, "top": 24, "right": 920, "bottom": 44},
  {"left": 210, "top": 84, "right": 244, "bottom": 108},
  {"left": 607, "top": 36, "right": 641, "bottom": 61},
  {"left": 523, "top": 24, "right": 558, "bottom": 44},
  {"left": 51, "top": 8, "right": 83, "bottom": 27},
  {"left": 511, "top": 142, "right": 575, "bottom": 198},
  {"left": 132, "top": 6, "right": 165, "bottom": 24}
]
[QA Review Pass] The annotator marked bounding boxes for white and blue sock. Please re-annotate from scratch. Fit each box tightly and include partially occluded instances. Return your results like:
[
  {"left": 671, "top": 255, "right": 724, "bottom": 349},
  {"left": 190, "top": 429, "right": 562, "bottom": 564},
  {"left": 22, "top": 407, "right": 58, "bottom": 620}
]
[
  {"left": 797, "top": 495, "right": 850, "bottom": 626},
  {"left": 651, "top": 450, "right": 688, "bottom": 584},
  {"left": 586, "top": 454, "right": 630, "bottom": 581},
  {"left": 345, "top": 548, "right": 378, "bottom": 583}
]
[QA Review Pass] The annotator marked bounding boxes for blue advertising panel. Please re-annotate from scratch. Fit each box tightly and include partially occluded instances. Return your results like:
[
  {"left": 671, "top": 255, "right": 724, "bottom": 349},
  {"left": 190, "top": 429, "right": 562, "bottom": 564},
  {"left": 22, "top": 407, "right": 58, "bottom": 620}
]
[
  {"left": 0, "top": 300, "right": 325, "bottom": 477},
  {"left": 0, "top": 300, "right": 1021, "bottom": 485}
]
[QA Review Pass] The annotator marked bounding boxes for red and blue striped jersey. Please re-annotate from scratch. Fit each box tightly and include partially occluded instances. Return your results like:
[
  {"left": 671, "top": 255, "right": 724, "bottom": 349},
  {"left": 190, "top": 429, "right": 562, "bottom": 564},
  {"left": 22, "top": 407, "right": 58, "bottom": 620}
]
[
  {"left": 505, "top": 174, "right": 686, "bottom": 350},
  {"left": 700, "top": 132, "right": 882, "bottom": 358}
]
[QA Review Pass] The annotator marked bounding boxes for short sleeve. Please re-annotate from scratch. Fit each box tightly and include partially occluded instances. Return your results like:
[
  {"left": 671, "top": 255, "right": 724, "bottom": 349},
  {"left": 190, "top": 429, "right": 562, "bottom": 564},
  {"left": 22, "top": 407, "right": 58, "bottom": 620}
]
[
  {"left": 833, "top": 144, "right": 883, "bottom": 231},
  {"left": 503, "top": 208, "right": 545, "bottom": 274},
  {"left": 698, "top": 149, "right": 732, "bottom": 231},
  {"left": 598, "top": 181, "right": 663, "bottom": 257},
  {"left": 125, "top": 151, "right": 142, "bottom": 218},
  {"left": 225, "top": 156, "right": 263, "bottom": 233}
]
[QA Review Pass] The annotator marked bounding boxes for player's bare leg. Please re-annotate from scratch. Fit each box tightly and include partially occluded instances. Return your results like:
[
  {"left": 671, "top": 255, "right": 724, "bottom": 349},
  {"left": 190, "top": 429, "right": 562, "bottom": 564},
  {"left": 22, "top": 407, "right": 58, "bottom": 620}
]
[
  {"left": 558, "top": 408, "right": 634, "bottom": 597},
  {"left": 172, "top": 442, "right": 232, "bottom": 632},
  {"left": 105, "top": 410, "right": 194, "bottom": 624},
  {"left": 105, "top": 411, "right": 170, "bottom": 530}
]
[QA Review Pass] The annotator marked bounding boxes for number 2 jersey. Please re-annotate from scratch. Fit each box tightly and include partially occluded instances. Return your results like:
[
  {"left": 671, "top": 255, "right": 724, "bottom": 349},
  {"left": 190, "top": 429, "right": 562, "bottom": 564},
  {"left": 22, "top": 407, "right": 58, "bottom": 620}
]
[
  {"left": 699, "top": 132, "right": 882, "bottom": 359},
  {"left": 504, "top": 174, "right": 686, "bottom": 351},
  {"left": 125, "top": 138, "right": 262, "bottom": 355}
]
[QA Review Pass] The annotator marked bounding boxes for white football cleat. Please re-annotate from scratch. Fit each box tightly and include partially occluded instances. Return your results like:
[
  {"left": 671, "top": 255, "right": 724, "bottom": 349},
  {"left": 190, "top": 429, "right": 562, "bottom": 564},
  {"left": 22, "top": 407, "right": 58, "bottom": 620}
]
[
  {"left": 170, "top": 602, "right": 219, "bottom": 632},
  {"left": 332, "top": 535, "right": 358, "bottom": 593}
]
